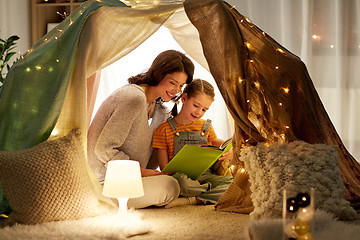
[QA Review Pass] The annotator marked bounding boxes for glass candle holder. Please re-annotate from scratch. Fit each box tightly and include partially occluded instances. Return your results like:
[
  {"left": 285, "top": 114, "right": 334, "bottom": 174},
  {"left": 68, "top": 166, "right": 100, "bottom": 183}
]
[{"left": 282, "top": 188, "right": 315, "bottom": 240}]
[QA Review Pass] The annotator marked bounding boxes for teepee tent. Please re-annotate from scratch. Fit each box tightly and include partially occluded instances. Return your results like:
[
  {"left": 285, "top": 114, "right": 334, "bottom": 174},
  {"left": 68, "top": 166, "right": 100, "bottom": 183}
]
[{"left": 0, "top": 0, "right": 359, "bottom": 215}]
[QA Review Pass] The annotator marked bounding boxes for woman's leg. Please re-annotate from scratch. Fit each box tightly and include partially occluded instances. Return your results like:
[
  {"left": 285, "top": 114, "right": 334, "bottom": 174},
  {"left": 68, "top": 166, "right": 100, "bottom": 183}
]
[{"left": 127, "top": 175, "right": 180, "bottom": 209}]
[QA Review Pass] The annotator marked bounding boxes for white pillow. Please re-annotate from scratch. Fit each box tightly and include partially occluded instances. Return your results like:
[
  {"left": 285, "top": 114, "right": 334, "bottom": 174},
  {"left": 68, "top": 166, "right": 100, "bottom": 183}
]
[{"left": 240, "top": 141, "right": 357, "bottom": 220}]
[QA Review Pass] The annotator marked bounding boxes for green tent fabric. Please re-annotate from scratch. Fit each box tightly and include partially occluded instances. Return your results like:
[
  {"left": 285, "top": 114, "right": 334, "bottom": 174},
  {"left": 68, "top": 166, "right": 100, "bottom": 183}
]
[{"left": 1, "top": 0, "right": 359, "bottom": 215}]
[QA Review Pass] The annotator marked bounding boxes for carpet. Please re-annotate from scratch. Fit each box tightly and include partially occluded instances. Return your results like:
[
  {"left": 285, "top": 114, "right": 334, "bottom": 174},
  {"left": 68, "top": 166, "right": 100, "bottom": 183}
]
[
  {"left": 0, "top": 205, "right": 359, "bottom": 239},
  {"left": 248, "top": 210, "right": 360, "bottom": 240},
  {"left": 0, "top": 205, "right": 249, "bottom": 240}
]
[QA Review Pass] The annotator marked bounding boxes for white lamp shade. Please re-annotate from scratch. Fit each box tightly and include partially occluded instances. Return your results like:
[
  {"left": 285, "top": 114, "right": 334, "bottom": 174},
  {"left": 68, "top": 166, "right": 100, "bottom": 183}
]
[{"left": 102, "top": 160, "right": 144, "bottom": 198}]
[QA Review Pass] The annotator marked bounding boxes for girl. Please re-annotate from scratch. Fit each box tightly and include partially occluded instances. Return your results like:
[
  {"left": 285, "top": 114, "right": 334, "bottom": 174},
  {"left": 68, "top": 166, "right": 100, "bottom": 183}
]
[
  {"left": 87, "top": 50, "right": 194, "bottom": 209},
  {"left": 152, "top": 79, "right": 233, "bottom": 208}
]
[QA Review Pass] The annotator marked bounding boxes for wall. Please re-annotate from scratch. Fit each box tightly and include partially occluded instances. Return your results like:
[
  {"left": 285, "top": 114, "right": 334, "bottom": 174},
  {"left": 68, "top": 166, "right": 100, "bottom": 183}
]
[{"left": 0, "top": 0, "right": 31, "bottom": 54}]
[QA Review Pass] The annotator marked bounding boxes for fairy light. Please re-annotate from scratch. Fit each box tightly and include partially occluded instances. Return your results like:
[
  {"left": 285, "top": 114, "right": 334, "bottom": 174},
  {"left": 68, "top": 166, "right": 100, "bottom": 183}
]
[
  {"left": 245, "top": 42, "right": 253, "bottom": 51},
  {"left": 246, "top": 99, "right": 250, "bottom": 103},
  {"left": 55, "top": 37, "right": 58, "bottom": 40},
  {"left": 282, "top": 87, "right": 290, "bottom": 94},
  {"left": 330, "top": 44, "right": 334, "bottom": 48},
  {"left": 245, "top": 17, "right": 252, "bottom": 23},
  {"left": 254, "top": 81, "right": 260, "bottom": 88},
  {"left": 312, "top": 34, "right": 320, "bottom": 40},
  {"left": 262, "top": 31, "right": 266, "bottom": 36},
  {"left": 285, "top": 125, "right": 290, "bottom": 129},
  {"left": 35, "top": 66, "right": 42, "bottom": 70},
  {"left": 25, "top": 67, "right": 31, "bottom": 73},
  {"left": 240, "top": 168, "right": 246, "bottom": 173},
  {"left": 277, "top": 48, "right": 285, "bottom": 53},
  {"left": 279, "top": 102, "right": 283, "bottom": 106},
  {"left": 56, "top": 59, "right": 60, "bottom": 63},
  {"left": 275, "top": 66, "right": 279, "bottom": 70}
]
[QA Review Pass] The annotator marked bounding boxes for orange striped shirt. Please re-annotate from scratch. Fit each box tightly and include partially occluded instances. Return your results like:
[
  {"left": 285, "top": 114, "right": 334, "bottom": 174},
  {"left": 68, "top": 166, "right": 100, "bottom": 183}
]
[{"left": 152, "top": 119, "right": 217, "bottom": 160}]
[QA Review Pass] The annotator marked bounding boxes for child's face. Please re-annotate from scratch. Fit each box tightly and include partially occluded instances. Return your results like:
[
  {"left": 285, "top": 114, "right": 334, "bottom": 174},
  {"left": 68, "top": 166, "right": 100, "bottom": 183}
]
[
  {"left": 157, "top": 72, "right": 187, "bottom": 102},
  {"left": 181, "top": 92, "right": 213, "bottom": 122}
]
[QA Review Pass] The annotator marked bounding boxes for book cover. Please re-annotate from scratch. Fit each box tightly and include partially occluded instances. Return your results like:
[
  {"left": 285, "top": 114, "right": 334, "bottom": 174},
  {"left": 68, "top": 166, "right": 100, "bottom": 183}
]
[{"left": 161, "top": 139, "right": 232, "bottom": 180}]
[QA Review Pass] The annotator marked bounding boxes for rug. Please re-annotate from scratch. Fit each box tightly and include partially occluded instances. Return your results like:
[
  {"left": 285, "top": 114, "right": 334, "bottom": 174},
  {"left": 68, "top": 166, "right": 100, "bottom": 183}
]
[
  {"left": 0, "top": 209, "right": 150, "bottom": 240},
  {"left": 248, "top": 210, "right": 360, "bottom": 240}
]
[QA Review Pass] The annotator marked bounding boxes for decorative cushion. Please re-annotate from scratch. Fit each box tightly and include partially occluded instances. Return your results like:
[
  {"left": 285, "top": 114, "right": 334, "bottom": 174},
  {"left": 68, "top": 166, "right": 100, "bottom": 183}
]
[
  {"left": 0, "top": 128, "right": 111, "bottom": 225},
  {"left": 240, "top": 141, "right": 357, "bottom": 220}
]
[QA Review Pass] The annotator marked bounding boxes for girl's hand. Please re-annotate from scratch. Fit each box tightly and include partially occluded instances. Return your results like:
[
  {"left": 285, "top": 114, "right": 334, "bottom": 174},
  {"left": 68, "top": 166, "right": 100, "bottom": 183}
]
[
  {"left": 218, "top": 148, "right": 233, "bottom": 162},
  {"left": 140, "top": 167, "right": 169, "bottom": 177}
]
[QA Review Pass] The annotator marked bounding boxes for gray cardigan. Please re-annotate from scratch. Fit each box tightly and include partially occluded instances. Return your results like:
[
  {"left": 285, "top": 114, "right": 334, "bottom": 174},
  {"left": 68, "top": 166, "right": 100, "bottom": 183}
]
[{"left": 87, "top": 84, "right": 169, "bottom": 183}]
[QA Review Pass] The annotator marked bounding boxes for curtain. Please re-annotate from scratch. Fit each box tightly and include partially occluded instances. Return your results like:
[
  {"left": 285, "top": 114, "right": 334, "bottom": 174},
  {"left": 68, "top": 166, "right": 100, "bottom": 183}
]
[{"left": 184, "top": 0, "right": 360, "bottom": 206}]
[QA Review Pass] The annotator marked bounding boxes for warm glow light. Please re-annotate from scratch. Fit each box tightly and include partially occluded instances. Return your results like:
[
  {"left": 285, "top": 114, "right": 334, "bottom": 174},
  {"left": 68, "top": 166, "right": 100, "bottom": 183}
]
[
  {"left": 245, "top": 42, "right": 253, "bottom": 50},
  {"left": 238, "top": 77, "right": 244, "bottom": 83},
  {"left": 282, "top": 87, "right": 290, "bottom": 93},
  {"left": 240, "top": 168, "right": 246, "bottom": 173},
  {"left": 103, "top": 160, "right": 144, "bottom": 216},
  {"left": 277, "top": 48, "right": 285, "bottom": 53},
  {"left": 279, "top": 102, "right": 283, "bottom": 106},
  {"left": 245, "top": 17, "right": 252, "bottom": 23},
  {"left": 254, "top": 81, "right": 260, "bottom": 88},
  {"left": 312, "top": 34, "right": 320, "bottom": 40},
  {"left": 285, "top": 125, "right": 290, "bottom": 129},
  {"left": 35, "top": 66, "right": 42, "bottom": 70},
  {"left": 330, "top": 44, "right": 334, "bottom": 48},
  {"left": 275, "top": 66, "right": 279, "bottom": 70}
]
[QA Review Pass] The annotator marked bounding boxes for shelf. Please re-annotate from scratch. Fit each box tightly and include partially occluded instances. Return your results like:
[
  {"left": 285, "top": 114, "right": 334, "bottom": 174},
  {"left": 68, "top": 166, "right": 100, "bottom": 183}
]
[{"left": 31, "top": 0, "right": 84, "bottom": 45}]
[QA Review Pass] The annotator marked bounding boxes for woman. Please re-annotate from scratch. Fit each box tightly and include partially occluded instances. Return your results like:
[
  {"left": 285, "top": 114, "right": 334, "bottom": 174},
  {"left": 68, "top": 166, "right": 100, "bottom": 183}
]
[{"left": 87, "top": 50, "right": 194, "bottom": 208}]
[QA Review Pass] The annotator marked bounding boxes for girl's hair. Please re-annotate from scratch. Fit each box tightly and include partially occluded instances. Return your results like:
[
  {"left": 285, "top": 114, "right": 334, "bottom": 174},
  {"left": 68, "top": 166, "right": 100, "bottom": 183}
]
[
  {"left": 171, "top": 79, "right": 215, "bottom": 116},
  {"left": 128, "top": 50, "right": 194, "bottom": 85}
]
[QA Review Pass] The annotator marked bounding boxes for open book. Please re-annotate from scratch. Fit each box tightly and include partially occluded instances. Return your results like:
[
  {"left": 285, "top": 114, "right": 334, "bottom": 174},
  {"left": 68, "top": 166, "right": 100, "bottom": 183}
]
[{"left": 161, "top": 138, "right": 232, "bottom": 180}]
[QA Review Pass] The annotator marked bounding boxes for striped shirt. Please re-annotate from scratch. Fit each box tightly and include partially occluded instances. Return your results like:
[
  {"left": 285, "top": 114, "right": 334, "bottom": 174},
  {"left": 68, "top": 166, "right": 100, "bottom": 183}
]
[{"left": 152, "top": 119, "right": 217, "bottom": 160}]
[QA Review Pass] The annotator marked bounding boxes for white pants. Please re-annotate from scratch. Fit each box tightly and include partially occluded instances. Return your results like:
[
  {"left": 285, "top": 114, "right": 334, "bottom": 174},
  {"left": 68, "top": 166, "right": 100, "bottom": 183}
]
[{"left": 127, "top": 175, "right": 180, "bottom": 209}]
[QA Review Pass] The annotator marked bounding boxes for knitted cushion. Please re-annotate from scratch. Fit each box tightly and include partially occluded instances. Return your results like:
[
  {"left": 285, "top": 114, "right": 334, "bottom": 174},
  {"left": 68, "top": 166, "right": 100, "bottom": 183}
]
[
  {"left": 240, "top": 141, "right": 357, "bottom": 220},
  {"left": 0, "top": 128, "right": 110, "bottom": 225}
]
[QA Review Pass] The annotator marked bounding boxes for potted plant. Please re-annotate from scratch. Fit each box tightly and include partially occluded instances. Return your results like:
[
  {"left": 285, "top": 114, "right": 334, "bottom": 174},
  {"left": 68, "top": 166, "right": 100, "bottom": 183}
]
[{"left": 0, "top": 35, "right": 20, "bottom": 89}]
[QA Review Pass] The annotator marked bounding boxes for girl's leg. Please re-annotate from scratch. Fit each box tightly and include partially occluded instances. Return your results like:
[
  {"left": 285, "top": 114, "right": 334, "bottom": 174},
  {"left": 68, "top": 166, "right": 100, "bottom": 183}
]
[
  {"left": 127, "top": 175, "right": 180, "bottom": 209},
  {"left": 172, "top": 172, "right": 210, "bottom": 197},
  {"left": 197, "top": 171, "right": 233, "bottom": 204}
]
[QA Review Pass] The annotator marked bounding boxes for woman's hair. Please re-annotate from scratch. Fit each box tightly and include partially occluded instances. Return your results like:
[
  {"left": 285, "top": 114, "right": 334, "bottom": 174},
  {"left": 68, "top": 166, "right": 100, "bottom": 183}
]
[
  {"left": 128, "top": 50, "right": 194, "bottom": 85},
  {"left": 171, "top": 79, "right": 215, "bottom": 116}
]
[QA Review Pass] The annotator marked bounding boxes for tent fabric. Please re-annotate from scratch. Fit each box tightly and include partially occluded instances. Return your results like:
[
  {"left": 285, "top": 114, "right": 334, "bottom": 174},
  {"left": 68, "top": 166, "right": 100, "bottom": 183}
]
[
  {"left": 0, "top": 0, "right": 359, "bottom": 214},
  {"left": 184, "top": 0, "right": 360, "bottom": 207},
  {"left": 0, "top": 0, "right": 183, "bottom": 214}
]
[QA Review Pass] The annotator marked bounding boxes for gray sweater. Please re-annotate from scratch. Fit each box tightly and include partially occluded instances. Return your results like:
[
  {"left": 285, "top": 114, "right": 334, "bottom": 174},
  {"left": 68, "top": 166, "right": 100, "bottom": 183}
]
[{"left": 87, "top": 84, "right": 169, "bottom": 183}]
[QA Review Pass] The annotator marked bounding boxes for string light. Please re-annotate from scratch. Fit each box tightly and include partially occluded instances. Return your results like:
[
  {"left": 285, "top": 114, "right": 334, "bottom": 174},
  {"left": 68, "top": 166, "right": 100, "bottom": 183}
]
[
  {"left": 282, "top": 87, "right": 290, "bottom": 94},
  {"left": 312, "top": 34, "right": 320, "bottom": 40},
  {"left": 279, "top": 102, "right": 283, "bottom": 106},
  {"left": 276, "top": 48, "right": 285, "bottom": 53}
]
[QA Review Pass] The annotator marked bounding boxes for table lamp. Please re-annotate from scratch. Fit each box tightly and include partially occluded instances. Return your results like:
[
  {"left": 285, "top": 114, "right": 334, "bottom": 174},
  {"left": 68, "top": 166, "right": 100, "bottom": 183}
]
[{"left": 102, "top": 160, "right": 144, "bottom": 216}]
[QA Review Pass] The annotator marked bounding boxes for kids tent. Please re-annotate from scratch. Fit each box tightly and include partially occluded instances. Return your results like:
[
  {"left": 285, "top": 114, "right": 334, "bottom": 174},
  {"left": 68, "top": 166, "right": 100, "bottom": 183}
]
[{"left": 0, "top": 0, "right": 359, "bottom": 215}]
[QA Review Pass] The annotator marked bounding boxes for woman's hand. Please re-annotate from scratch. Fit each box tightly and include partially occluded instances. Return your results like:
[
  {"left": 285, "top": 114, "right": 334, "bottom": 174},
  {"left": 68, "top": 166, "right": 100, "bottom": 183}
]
[{"left": 140, "top": 167, "right": 169, "bottom": 177}]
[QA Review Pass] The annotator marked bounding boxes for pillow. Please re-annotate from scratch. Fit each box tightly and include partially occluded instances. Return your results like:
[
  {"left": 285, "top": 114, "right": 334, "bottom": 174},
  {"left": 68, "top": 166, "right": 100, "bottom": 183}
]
[
  {"left": 0, "top": 128, "right": 112, "bottom": 225},
  {"left": 240, "top": 141, "right": 357, "bottom": 220}
]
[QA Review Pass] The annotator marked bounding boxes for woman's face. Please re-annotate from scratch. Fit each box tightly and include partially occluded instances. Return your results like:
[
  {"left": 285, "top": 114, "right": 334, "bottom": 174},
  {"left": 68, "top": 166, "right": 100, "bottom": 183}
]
[{"left": 157, "top": 72, "right": 188, "bottom": 102}]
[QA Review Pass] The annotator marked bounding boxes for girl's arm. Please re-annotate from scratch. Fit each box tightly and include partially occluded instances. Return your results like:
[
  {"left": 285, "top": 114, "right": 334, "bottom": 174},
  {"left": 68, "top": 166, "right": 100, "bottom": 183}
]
[
  {"left": 209, "top": 138, "right": 224, "bottom": 148},
  {"left": 157, "top": 148, "right": 170, "bottom": 171},
  {"left": 209, "top": 138, "right": 233, "bottom": 162}
]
